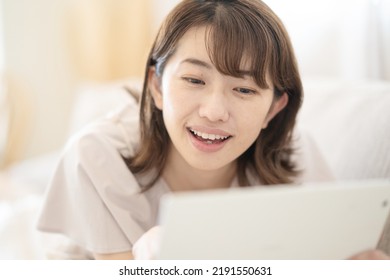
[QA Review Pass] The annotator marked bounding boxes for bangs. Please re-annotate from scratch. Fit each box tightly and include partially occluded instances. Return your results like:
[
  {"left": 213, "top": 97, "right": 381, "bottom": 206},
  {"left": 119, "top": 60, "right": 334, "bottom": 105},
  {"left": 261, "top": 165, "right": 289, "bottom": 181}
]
[{"left": 204, "top": 5, "right": 275, "bottom": 90}]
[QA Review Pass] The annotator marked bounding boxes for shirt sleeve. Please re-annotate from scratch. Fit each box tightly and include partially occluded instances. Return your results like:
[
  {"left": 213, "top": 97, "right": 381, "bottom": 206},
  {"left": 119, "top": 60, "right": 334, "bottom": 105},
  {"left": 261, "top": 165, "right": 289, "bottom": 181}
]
[{"left": 37, "top": 104, "right": 152, "bottom": 254}]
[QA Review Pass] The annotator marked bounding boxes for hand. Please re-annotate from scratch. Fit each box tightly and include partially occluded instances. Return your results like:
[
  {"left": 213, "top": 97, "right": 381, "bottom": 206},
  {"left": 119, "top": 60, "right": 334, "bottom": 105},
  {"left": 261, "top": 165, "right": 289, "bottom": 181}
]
[
  {"left": 348, "top": 249, "right": 390, "bottom": 260},
  {"left": 132, "top": 226, "right": 162, "bottom": 260}
]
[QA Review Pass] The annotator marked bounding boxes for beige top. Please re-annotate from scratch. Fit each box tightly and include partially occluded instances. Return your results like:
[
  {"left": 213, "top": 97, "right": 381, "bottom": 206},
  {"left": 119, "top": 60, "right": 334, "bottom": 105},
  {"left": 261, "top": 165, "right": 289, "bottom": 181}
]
[{"left": 37, "top": 101, "right": 334, "bottom": 259}]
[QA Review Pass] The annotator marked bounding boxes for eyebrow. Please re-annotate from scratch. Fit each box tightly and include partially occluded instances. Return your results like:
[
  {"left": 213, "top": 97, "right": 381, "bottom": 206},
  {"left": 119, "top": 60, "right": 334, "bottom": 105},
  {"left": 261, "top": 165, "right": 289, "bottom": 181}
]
[
  {"left": 180, "top": 57, "right": 254, "bottom": 77},
  {"left": 180, "top": 58, "right": 212, "bottom": 69}
]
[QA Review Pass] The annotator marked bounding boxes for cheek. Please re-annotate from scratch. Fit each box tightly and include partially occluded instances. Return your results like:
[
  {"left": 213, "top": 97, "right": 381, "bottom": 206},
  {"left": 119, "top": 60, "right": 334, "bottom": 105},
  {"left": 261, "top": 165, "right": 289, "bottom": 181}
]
[
  {"left": 161, "top": 84, "right": 195, "bottom": 125},
  {"left": 233, "top": 103, "right": 272, "bottom": 149},
  {"left": 162, "top": 92, "right": 179, "bottom": 115},
  {"left": 239, "top": 117, "right": 265, "bottom": 145},
  {"left": 161, "top": 68, "right": 203, "bottom": 106},
  {"left": 238, "top": 102, "right": 272, "bottom": 131}
]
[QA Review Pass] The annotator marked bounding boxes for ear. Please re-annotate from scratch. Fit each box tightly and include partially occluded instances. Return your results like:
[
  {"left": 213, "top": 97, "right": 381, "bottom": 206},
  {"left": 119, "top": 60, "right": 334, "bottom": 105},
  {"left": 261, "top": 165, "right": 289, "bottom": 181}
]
[
  {"left": 262, "top": 92, "right": 289, "bottom": 129},
  {"left": 148, "top": 67, "right": 163, "bottom": 110}
]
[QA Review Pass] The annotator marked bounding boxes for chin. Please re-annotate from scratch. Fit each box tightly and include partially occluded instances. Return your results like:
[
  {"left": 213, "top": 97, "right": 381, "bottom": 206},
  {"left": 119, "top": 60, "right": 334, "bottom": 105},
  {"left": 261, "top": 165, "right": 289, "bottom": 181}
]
[{"left": 185, "top": 156, "right": 236, "bottom": 172}]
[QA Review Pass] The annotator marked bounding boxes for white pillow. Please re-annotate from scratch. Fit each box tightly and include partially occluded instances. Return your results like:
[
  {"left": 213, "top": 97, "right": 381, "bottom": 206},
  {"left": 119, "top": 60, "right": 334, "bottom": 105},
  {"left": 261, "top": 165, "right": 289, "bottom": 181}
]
[
  {"left": 299, "top": 79, "right": 390, "bottom": 180},
  {"left": 67, "top": 79, "right": 141, "bottom": 136}
]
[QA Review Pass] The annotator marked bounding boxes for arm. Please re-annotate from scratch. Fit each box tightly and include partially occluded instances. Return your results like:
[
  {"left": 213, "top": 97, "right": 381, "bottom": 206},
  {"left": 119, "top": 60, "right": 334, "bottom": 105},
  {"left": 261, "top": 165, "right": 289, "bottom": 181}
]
[
  {"left": 348, "top": 249, "right": 389, "bottom": 260},
  {"left": 94, "top": 251, "right": 134, "bottom": 260},
  {"left": 93, "top": 226, "right": 162, "bottom": 260}
]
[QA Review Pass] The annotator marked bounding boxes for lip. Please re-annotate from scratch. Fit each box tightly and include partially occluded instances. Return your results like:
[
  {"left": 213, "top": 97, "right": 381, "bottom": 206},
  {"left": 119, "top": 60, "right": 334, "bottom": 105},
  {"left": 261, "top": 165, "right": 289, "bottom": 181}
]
[{"left": 187, "top": 127, "right": 232, "bottom": 153}]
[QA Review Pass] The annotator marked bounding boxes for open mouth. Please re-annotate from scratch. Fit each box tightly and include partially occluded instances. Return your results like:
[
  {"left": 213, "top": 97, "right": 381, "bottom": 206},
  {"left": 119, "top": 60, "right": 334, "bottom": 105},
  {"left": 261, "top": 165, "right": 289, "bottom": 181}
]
[{"left": 188, "top": 128, "right": 232, "bottom": 145}]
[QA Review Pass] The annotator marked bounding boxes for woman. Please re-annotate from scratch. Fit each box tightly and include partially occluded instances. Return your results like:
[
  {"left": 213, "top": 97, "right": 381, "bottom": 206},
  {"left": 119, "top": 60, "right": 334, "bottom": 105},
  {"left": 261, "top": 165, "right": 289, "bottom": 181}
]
[{"left": 38, "top": 0, "right": 386, "bottom": 260}]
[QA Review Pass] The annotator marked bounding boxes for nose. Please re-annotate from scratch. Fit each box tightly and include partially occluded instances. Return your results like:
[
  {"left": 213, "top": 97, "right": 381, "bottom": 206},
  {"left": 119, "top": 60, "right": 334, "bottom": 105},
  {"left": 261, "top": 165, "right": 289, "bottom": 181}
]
[{"left": 198, "top": 90, "right": 229, "bottom": 122}]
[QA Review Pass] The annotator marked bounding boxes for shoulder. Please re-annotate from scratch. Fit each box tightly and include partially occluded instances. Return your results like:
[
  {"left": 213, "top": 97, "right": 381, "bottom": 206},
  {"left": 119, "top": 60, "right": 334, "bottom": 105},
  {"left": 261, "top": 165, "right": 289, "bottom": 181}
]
[
  {"left": 53, "top": 102, "right": 141, "bottom": 195},
  {"left": 290, "top": 126, "right": 335, "bottom": 184},
  {"left": 66, "top": 102, "right": 140, "bottom": 160}
]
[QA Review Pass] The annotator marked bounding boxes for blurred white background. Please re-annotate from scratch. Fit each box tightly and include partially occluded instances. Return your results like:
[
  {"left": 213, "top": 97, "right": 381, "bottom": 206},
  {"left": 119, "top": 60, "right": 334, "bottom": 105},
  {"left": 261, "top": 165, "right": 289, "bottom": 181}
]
[
  {"left": 1, "top": 0, "right": 390, "bottom": 260},
  {"left": 0, "top": 0, "right": 389, "bottom": 167}
]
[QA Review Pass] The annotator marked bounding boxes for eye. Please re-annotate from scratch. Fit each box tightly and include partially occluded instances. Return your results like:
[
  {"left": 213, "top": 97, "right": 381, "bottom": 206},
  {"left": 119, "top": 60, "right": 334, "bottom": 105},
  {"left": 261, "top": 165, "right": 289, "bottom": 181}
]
[
  {"left": 234, "top": 87, "right": 257, "bottom": 95},
  {"left": 183, "top": 77, "right": 205, "bottom": 85}
]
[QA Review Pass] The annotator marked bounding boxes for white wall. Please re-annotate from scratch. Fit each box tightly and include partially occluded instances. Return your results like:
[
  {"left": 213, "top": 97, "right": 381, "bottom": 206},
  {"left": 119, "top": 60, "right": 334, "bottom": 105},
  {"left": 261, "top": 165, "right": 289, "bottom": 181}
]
[
  {"left": 2, "top": 0, "right": 77, "bottom": 160},
  {"left": 264, "top": 0, "right": 390, "bottom": 81},
  {"left": 151, "top": 0, "right": 180, "bottom": 35}
]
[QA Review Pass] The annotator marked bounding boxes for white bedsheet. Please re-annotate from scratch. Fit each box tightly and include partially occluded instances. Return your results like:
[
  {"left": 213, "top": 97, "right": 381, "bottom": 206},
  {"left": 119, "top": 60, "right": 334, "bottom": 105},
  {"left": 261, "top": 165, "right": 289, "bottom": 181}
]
[{"left": 0, "top": 194, "right": 45, "bottom": 259}]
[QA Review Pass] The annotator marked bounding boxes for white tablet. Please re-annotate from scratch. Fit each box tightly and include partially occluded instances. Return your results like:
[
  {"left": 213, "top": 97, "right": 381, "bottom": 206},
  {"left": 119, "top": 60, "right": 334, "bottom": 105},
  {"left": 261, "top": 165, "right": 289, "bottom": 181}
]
[{"left": 157, "top": 179, "right": 390, "bottom": 259}]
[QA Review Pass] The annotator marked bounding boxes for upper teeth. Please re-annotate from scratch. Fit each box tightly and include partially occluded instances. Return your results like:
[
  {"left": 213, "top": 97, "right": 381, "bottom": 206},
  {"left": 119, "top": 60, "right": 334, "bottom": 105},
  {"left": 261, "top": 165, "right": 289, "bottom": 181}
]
[{"left": 190, "top": 129, "right": 229, "bottom": 140}]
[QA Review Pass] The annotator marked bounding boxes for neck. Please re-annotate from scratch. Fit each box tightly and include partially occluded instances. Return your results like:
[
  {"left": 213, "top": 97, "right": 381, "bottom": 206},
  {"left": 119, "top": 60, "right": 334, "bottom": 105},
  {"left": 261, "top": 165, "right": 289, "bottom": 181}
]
[{"left": 162, "top": 146, "right": 236, "bottom": 192}]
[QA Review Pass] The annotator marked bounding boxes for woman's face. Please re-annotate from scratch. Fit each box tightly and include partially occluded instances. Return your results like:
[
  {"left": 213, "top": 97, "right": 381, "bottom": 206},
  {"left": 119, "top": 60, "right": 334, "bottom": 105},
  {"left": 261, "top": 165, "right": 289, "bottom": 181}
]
[{"left": 150, "top": 26, "right": 287, "bottom": 172}]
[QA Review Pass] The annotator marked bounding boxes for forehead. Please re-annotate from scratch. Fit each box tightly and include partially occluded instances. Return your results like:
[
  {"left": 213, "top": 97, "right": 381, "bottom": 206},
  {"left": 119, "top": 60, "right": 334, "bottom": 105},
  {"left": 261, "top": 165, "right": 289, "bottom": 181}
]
[
  {"left": 174, "top": 26, "right": 209, "bottom": 59},
  {"left": 173, "top": 26, "right": 253, "bottom": 73}
]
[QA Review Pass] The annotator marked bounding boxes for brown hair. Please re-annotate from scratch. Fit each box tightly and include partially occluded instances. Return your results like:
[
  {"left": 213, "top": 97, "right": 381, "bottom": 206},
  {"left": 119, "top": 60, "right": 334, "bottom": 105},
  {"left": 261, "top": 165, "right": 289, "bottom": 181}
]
[{"left": 125, "top": 0, "right": 303, "bottom": 189}]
